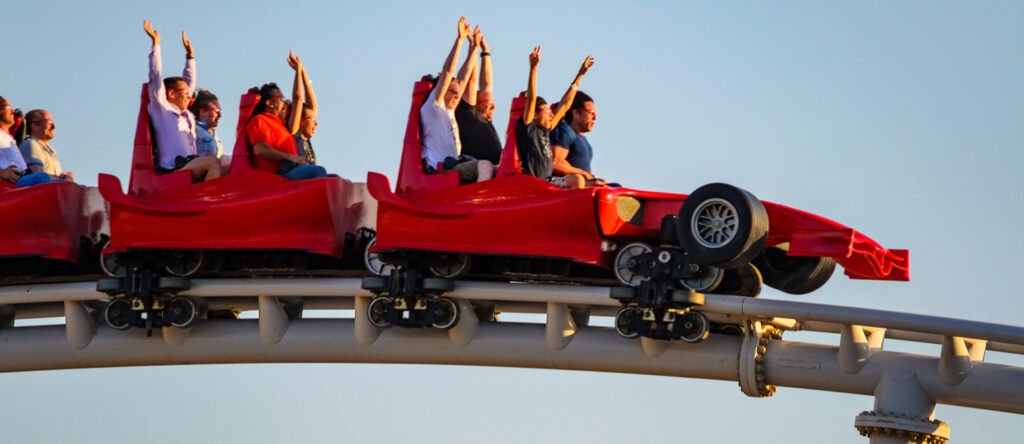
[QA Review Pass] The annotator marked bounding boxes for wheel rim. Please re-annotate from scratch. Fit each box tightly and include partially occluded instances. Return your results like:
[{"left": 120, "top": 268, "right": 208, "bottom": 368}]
[
  {"left": 364, "top": 238, "right": 395, "bottom": 276},
  {"left": 614, "top": 243, "right": 653, "bottom": 287},
  {"left": 614, "top": 307, "right": 640, "bottom": 339},
  {"left": 99, "top": 240, "right": 126, "bottom": 278},
  {"left": 691, "top": 198, "right": 739, "bottom": 249},
  {"left": 678, "top": 311, "right": 709, "bottom": 343},
  {"left": 430, "top": 254, "right": 471, "bottom": 278},
  {"left": 368, "top": 297, "right": 393, "bottom": 328},
  {"left": 164, "top": 251, "right": 204, "bottom": 277},
  {"left": 431, "top": 298, "right": 459, "bottom": 329},
  {"left": 168, "top": 297, "right": 197, "bottom": 328},
  {"left": 680, "top": 266, "right": 723, "bottom": 292},
  {"left": 104, "top": 299, "right": 133, "bottom": 330}
]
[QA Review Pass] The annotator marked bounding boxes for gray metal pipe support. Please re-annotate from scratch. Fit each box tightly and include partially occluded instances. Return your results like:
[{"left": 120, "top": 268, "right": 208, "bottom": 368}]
[
  {"left": 0, "top": 320, "right": 741, "bottom": 381},
  {"left": 766, "top": 341, "right": 1024, "bottom": 415}
]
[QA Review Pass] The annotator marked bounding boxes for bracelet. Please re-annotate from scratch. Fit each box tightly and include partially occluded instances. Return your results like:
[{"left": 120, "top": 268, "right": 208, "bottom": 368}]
[
  {"left": 569, "top": 83, "right": 578, "bottom": 90},
  {"left": 481, "top": 52, "right": 490, "bottom": 57}
]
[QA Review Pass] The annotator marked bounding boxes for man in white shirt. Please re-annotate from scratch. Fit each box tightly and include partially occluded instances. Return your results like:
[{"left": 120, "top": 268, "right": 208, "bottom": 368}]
[
  {"left": 20, "top": 109, "right": 74, "bottom": 181},
  {"left": 421, "top": 17, "right": 493, "bottom": 184},
  {"left": 144, "top": 20, "right": 220, "bottom": 182},
  {"left": 0, "top": 96, "right": 26, "bottom": 183}
]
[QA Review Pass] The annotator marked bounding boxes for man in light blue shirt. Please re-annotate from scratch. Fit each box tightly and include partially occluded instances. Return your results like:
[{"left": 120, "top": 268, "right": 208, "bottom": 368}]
[{"left": 191, "top": 89, "right": 223, "bottom": 158}]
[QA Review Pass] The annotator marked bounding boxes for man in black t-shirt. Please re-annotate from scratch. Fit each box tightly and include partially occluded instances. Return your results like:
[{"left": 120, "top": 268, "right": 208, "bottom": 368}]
[
  {"left": 455, "top": 30, "right": 502, "bottom": 165},
  {"left": 516, "top": 45, "right": 594, "bottom": 189}
]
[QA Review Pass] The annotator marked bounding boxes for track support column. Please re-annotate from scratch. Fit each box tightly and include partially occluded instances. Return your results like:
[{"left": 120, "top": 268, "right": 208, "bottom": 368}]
[
  {"left": 63, "top": 300, "right": 96, "bottom": 350},
  {"left": 855, "top": 370, "right": 950, "bottom": 443},
  {"left": 839, "top": 325, "right": 886, "bottom": 374},
  {"left": 545, "top": 302, "right": 576, "bottom": 350},
  {"left": 448, "top": 299, "right": 479, "bottom": 346},
  {"left": 258, "top": 296, "right": 289, "bottom": 345}
]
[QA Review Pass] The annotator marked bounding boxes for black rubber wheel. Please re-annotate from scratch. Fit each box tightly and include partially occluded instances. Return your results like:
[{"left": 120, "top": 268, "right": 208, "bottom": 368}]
[
  {"left": 677, "top": 311, "right": 710, "bottom": 343},
  {"left": 715, "top": 263, "right": 763, "bottom": 297},
  {"left": 104, "top": 299, "right": 135, "bottom": 331},
  {"left": 367, "top": 297, "right": 393, "bottom": 328},
  {"left": 753, "top": 246, "right": 836, "bottom": 295},
  {"left": 157, "top": 277, "right": 191, "bottom": 292},
  {"left": 430, "top": 298, "right": 460, "bottom": 329},
  {"left": 422, "top": 278, "right": 454, "bottom": 292},
  {"left": 361, "top": 276, "right": 388, "bottom": 291},
  {"left": 610, "top": 286, "right": 637, "bottom": 302},
  {"left": 429, "top": 254, "right": 472, "bottom": 279},
  {"left": 677, "top": 183, "right": 768, "bottom": 269},
  {"left": 678, "top": 265, "right": 724, "bottom": 293},
  {"left": 614, "top": 307, "right": 641, "bottom": 339},
  {"left": 164, "top": 251, "right": 205, "bottom": 277},
  {"left": 363, "top": 237, "right": 395, "bottom": 276},
  {"left": 166, "top": 297, "right": 198, "bottom": 328},
  {"left": 96, "top": 278, "right": 123, "bottom": 294},
  {"left": 99, "top": 240, "right": 127, "bottom": 278}
]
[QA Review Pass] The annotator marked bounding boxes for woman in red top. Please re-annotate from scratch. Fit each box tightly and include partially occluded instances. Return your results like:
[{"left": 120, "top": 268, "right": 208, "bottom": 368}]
[{"left": 246, "top": 54, "right": 327, "bottom": 180}]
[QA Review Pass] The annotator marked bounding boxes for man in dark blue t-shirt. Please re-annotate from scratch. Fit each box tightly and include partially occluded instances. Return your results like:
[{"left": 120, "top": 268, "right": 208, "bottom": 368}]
[
  {"left": 516, "top": 46, "right": 593, "bottom": 189},
  {"left": 551, "top": 91, "right": 599, "bottom": 181}
]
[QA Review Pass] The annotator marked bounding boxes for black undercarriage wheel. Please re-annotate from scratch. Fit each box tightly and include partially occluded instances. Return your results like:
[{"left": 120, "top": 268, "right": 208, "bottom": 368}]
[
  {"left": 164, "top": 251, "right": 205, "bottom": 277},
  {"left": 614, "top": 307, "right": 641, "bottom": 339},
  {"left": 678, "top": 265, "right": 724, "bottom": 293},
  {"left": 677, "top": 183, "right": 768, "bottom": 269},
  {"left": 715, "top": 263, "right": 763, "bottom": 297},
  {"left": 104, "top": 299, "right": 136, "bottom": 330},
  {"left": 367, "top": 296, "right": 394, "bottom": 328},
  {"left": 429, "top": 254, "right": 472, "bottom": 279},
  {"left": 363, "top": 237, "right": 396, "bottom": 276},
  {"left": 430, "top": 298, "right": 460, "bottom": 330},
  {"left": 166, "top": 297, "right": 198, "bottom": 328},
  {"left": 99, "top": 240, "right": 127, "bottom": 278},
  {"left": 677, "top": 311, "right": 710, "bottom": 343},
  {"left": 753, "top": 246, "right": 836, "bottom": 295}
]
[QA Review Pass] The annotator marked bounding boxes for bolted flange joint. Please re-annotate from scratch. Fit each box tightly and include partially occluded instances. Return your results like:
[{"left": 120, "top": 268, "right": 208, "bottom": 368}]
[
  {"left": 854, "top": 410, "right": 950, "bottom": 444},
  {"left": 739, "top": 321, "right": 782, "bottom": 398}
]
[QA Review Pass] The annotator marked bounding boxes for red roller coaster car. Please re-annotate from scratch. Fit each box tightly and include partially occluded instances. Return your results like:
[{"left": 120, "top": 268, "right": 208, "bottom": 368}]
[
  {"left": 363, "top": 78, "right": 909, "bottom": 340},
  {"left": 96, "top": 86, "right": 373, "bottom": 330},
  {"left": 0, "top": 180, "right": 106, "bottom": 282}
]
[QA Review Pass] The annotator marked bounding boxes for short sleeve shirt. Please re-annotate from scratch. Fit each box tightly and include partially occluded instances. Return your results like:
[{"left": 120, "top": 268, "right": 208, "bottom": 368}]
[
  {"left": 551, "top": 121, "right": 593, "bottom": 173},
  {"left": 195, "top": 121, "right": 223, "bottom": 158},
  {"left": 294, "top": 134, "right": 317, "bottom": 164},
  {"left": 420, "top": 98, "right": 461, "bottom": 169},
  {"left": 455, "top": 101, "right": 502, "bottom": 165},
  {"left": 246, "top": 113, "right": 297, "bottom": 173},
  {"left": 515, "top": 120, "right": 553, "bottom": 179},
  {"left": 19, "top": 137, "right": 62, "bottom": 176},
  {"left": 0, "top": 131, "right": 27, "bottom": 171}
]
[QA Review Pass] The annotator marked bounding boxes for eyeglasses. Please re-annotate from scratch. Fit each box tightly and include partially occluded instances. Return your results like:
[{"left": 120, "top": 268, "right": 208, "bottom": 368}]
[
  {"left": 168, "top": 86, "right": 189, "bottom": 94},
  {"left": 576, "top": 109, "right": 597, "bottom": 118}
]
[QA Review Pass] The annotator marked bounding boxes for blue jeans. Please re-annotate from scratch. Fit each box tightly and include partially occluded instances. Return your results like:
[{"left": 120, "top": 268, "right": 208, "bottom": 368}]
[
  {"left": 16, "top": 172, "right": 57, "bottom": 187},
  {"left": 282, "top": 165, "right": 328, "bottom": 181}
]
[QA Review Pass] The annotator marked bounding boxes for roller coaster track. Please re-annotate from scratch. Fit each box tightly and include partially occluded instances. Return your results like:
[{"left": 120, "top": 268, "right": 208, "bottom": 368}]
[{"left": 1, "top": 278, "right": 1022, "bottom": 443}]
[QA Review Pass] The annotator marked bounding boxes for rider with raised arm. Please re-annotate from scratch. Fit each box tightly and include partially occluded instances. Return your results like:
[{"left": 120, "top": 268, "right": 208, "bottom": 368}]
[
  {"left": 421, "top": 17, "right": 494, "bottom": 184},
  {"left": 287, "top": 53, "right": 319, "bottom": 165},
  {"left": 516, "top": 46, "right": 594, "bottom": 189},
  {"left": 246, "top": 52, "right": 327, "bottom": 181},
  {"left": 144, "top": 21, "right": 220, "bottom": 182},
  {"left": 455, "top": 28, "right": 501, "bottom": 166}
]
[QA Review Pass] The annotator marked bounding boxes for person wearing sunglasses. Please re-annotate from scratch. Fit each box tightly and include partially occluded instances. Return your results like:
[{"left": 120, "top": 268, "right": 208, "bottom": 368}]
[
  {"left": 144, "top": 20, "right": 220, "bottom": 182},
  {"left": 18, "top": 109, "right": 74, "bottom": 184}
]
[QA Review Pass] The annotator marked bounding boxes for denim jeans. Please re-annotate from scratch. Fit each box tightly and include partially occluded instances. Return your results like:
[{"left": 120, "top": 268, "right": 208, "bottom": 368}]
[
  {"left": 16, "top": 172, "right": 57, "bottom": 187},
  {"left": 282, "top": 165, "right": 328, "bottom": 181}
]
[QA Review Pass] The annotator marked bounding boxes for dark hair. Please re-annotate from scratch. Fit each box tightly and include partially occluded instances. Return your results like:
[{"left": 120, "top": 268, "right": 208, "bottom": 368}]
[
  {"left": 535, "top": 96, "right": 548, "bottom": 113},
  {"left": 565, "top": 91, "right": 593, "bottom": 122},
  {"left": 250, "top": 82, "right": 282, "bottom": 118},
  {"left": 163, "top": 77, "right": 187, "bottom": 89},
  {"left": 190, "top": 89, "right": 219, "bottom": 117},
  {"left": 24, "top": 109, "right": 45, "bottom": 132}
]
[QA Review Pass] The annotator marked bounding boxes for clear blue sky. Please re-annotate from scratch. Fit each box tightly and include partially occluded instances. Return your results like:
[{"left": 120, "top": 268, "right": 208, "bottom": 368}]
[{"left": 2, "top": 1, "right": 1022, "bottom": 442}]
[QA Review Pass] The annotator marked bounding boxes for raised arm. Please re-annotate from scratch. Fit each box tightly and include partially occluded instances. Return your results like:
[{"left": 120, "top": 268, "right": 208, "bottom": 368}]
[
  {"left": 181, "top": 31, "right": 196, "bottom": 92},
  {"left": 521, "top": 46, "right": 540, "bottom": 125},
  {"left": 549, "top": 55, "right": 594, "bottom": 128},
  {"left": 454, "top": 27, "right": 481, "bottom": 105},
  {"left": 480, "top": 33, "right": 493, "bottom": 94},
  {"left": 287, "top": 51, "right": 305, "bottom": 134},
  {"left": 462, "top": 64, "right": 479, "bottom": 106},
  {"left": 433, "top": 17, "right": 472, "bottom": 107},
  {"left": 301, "top": 62, "right": 317, "bottom": 113},
  {"left": 144, "top": 21, "right": 165, "bottom": 105}
]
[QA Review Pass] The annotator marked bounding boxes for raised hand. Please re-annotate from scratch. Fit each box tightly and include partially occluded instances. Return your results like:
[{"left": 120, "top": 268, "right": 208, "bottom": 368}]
[
  {"left": 143, "top": 20, "right": 160, "bottom": 46},
  {"left": 288, "top": 51, "right": 302, "bottom": 70},
  {"left": 457, "top": 16, "right": 470, "bottom": 40},
  {"left": 529, "top": 45, "right": 541, "bottom": 67},
  {"left": 471, "top": 26, "right": 482, "bottom": 47},
  {"left": 578, "top": 55, "right": 595, "bottom": 76},
  {"left": 182, "top": 31, "right": 194, "bottom": 58},
  {"left": 480, "top": 33, "right": 490, "bottom": 53}
]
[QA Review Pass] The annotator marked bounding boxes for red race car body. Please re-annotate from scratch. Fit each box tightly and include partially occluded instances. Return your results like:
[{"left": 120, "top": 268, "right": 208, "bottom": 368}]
[{"left": 368, "top": 80, "right": 908, "bottom": 287}]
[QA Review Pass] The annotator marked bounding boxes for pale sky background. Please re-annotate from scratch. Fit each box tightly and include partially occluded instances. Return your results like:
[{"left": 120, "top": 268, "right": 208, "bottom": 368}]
[{"left": 1, "top": 1, "right": 1023, "bottom": 442}]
